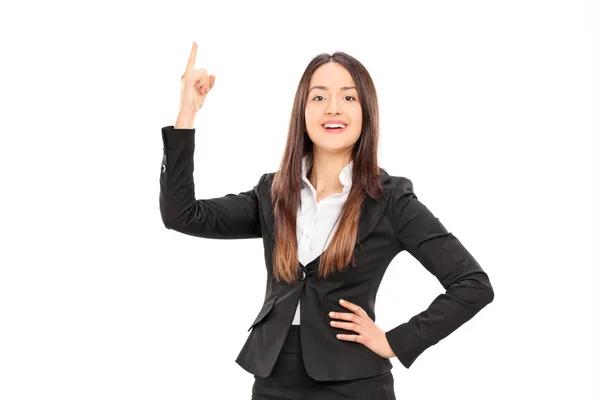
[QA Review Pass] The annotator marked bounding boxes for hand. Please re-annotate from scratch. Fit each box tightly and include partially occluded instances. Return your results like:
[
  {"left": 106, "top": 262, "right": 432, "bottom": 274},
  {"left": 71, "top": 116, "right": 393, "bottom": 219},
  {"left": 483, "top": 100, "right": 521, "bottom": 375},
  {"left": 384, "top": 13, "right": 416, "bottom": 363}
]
[
  {"left": 179, "top": 41, "right": 216, "bottom": 115},
  {"left": 329, "top": 299, "right": 396, "bottom": 359}
]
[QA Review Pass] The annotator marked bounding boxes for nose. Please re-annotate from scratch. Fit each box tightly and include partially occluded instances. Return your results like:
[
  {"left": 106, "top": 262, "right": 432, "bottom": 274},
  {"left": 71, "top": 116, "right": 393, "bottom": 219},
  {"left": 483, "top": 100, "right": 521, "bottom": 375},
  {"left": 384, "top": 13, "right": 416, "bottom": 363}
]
[{"left": 325, "top": 97, "right": 341, "bottom": 115}]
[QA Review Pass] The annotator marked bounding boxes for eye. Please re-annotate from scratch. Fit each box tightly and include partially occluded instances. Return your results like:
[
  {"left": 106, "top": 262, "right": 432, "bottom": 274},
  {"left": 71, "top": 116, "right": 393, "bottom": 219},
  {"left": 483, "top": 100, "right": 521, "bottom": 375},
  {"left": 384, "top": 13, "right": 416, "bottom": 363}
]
[{"left": 311, "top": 95, "right": 357, "bottom": 101}]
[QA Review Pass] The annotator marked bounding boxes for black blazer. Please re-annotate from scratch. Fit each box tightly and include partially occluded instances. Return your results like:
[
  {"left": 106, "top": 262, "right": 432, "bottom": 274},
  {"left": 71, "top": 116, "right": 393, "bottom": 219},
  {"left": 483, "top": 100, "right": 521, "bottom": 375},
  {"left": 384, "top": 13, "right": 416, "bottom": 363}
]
[{"left": 159, "top": 125, "right": 494, "bottom": 381}]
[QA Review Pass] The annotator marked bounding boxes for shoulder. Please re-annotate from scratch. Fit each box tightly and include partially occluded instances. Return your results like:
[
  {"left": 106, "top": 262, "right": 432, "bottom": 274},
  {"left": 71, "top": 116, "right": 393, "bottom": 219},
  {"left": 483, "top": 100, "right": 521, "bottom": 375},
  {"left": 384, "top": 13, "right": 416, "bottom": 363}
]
[
  {"left": 385, "top": 173, "right": 415, "bottom": 198},
  {"left": 254, "top": 172, "right": 276, "bottom": 193},
  {"left": 258, "top": 172, "right": 275, "bottom": 185}
]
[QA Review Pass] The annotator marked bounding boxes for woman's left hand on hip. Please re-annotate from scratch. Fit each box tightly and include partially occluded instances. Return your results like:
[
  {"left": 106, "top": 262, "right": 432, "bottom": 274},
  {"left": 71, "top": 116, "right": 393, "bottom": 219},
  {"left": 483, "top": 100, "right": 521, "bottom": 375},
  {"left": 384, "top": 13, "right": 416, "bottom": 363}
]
[{"left": 329, "top": 299, "right": 396, "bottom": 359}]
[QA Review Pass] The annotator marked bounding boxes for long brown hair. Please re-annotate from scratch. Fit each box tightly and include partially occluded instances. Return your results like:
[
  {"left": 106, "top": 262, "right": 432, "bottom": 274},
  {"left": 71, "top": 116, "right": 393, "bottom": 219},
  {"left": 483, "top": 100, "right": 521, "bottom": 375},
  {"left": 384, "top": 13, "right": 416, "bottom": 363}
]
[{"left": 270, "top": 52, "right": 383, "bottom": 284}]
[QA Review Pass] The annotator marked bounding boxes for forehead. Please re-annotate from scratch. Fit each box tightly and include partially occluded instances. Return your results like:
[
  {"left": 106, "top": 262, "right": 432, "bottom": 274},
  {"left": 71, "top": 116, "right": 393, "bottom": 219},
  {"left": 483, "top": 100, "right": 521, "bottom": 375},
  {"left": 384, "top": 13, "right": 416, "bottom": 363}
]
[{"left": 309, "top": 62, "right": 355, "bottom": 87}]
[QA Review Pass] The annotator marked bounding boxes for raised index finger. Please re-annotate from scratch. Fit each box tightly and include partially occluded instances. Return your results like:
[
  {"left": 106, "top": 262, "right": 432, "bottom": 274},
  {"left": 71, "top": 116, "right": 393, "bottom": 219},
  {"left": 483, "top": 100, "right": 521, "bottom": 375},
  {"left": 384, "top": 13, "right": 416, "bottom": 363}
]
[{"left": 186, "top": 42, "right": 197, "bottom": 72}]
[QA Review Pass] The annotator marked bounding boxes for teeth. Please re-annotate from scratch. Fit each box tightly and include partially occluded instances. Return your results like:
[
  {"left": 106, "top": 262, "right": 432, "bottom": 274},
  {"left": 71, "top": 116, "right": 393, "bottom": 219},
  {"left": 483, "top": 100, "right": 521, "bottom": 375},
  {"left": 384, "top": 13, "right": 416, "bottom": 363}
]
[{"left": 323, "top": 123, "right": 346, "bottom": 128}]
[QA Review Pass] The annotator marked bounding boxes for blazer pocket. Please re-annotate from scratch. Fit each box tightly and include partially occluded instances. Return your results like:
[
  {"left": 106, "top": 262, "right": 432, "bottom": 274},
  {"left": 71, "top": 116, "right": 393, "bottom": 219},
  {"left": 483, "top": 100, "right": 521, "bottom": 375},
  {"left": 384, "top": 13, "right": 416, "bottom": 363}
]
[{"left": 247, "top": 296, "right": 277, "bottom": 332}]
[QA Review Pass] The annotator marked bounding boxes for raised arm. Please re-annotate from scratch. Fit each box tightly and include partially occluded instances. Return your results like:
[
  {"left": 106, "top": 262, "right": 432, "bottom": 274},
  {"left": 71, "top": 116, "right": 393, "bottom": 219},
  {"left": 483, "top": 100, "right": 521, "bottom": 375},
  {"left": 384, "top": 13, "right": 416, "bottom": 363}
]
[
  {"left": 385, "top": 177, "right": 494, "bottom": 368},
  {"left": 159, "top": 125, "right": 264, "bottom": 239}
]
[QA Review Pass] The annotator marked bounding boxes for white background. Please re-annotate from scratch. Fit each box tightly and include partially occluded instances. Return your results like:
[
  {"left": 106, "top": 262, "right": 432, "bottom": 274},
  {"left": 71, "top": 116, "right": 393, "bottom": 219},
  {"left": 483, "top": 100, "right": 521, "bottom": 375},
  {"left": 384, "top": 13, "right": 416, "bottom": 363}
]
[{"left": 1, "top": 0, "right": 596, "bottom": 399}]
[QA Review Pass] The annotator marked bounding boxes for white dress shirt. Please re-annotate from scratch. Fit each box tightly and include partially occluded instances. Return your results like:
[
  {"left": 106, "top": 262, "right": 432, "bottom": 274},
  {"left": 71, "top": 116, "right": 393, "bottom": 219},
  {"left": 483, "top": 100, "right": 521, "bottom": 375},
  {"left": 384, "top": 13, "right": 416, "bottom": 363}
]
[{"left": 292, "top": 156, "right": 353, "bottom": 325}]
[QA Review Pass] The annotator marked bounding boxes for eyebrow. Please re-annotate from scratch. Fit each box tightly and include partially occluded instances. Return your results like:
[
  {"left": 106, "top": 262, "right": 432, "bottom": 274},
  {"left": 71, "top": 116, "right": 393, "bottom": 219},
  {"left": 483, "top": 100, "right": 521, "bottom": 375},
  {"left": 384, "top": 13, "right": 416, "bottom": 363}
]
[{"left": 309, "top": 86, "right": 357, "bottom": 92}]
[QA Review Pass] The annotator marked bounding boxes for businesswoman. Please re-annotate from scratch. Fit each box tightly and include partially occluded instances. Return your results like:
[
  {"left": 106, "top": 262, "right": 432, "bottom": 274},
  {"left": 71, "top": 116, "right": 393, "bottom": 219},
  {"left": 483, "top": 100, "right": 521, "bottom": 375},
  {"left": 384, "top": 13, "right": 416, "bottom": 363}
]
[{"left": 159, "top": 42, "right": 495, "bottom": 400}]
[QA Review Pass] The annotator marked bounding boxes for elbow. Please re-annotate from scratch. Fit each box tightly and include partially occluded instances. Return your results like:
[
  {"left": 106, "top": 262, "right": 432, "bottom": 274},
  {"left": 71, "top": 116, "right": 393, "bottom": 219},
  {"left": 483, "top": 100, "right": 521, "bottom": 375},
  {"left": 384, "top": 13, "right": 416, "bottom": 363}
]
[
  {"left": 160, "top": 209, "right": 174, "bottom": 230},
  {"left": 479, "top": 284, "right": 494, "bottom": 307},
  {"left": 159, "top": 196, "right": 182, "bottom": 231},
  {"left": 474, "top": 275, "right": 494, "bottom": 308},
  {"left": 478, "top": 271, "right": 494, "bottom": 306},
  {"left": 160, "top": 208, "right": 179, "bottom": 231},
  {"left": 161, "top": 209, "right": 187, "bottom": 231},
  {"left": 451, "top": 271, "right": 494, "bottom": 309},
  {"left": 159, "top": 197, "right": 171, "bottom": 229}
]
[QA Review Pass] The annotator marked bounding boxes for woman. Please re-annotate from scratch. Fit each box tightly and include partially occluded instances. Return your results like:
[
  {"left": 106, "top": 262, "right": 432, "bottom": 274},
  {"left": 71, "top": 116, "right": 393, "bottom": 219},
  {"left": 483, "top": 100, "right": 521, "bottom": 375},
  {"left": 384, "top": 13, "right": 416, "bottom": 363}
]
[{"left": 160, "top": 42, "right": 494, "bottom": 400}]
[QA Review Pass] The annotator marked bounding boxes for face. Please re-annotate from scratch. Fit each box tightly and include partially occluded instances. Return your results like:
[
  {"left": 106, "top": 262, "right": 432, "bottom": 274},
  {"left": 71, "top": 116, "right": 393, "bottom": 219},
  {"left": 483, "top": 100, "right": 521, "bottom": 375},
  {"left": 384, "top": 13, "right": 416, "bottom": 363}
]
[{"left": 305, "top": 62, "right": 362, "bottom": 156}]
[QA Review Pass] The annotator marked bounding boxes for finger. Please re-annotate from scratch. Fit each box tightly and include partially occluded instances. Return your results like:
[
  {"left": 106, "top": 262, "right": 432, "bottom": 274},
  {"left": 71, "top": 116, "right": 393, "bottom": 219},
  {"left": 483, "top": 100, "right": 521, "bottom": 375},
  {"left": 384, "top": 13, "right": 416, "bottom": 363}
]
[
  {"left": 339, "top": 299, "right": 370, "bottom": 321},
  {"left": 209, "top": 75, "right": 216, "bottom": 89},
  {"left": 329, "top": 312, "right": 355, "bottom": 321},
  {"left": 330, "top": 320, "right": 362, "bottom": 333},
  {"left": 339, "top": 299, "right": 359, "bottom": 312},
  {"left": 198, "top": 70, "right": 206, "bottom": 94},
  {"left": 203, "top": 70, "right": 209, "bottom": 94},
  {"left": 186, "top": 42, "right": 197, "bottom": 72},
  {"left": 336, "top": 334, "right": 362, "bottom": 343},
  {"left": 191, "top": 69, "right": 206, "bottom": 88}
]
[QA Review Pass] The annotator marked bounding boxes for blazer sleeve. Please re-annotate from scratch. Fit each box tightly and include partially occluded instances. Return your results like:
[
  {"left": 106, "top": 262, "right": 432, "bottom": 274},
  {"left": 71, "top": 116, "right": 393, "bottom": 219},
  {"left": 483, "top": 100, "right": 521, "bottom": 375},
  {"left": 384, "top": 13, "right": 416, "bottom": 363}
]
[
  {"left": 159, "top": 125, "right": 264, "bottom": 239},
  {"left": 385, "top": 177, "right": 494, "bottom": 368}
]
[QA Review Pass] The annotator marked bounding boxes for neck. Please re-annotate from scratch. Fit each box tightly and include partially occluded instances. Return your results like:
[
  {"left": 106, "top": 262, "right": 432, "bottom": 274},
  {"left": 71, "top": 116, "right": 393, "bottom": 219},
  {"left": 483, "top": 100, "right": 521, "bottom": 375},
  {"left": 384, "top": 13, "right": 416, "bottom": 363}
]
[{"left": 308, "top": 149, "right": 351, "bottom": 193}]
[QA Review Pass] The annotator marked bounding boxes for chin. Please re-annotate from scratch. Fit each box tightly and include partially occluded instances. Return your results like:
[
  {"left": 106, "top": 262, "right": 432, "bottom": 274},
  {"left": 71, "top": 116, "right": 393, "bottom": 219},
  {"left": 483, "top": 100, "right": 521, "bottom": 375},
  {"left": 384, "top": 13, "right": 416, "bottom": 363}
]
[
  {"left": 313, "top": 141, "right": 357, "bottom": 154},
  {"left": 307, "top": 130, "right": 360, "bottom": 150}
]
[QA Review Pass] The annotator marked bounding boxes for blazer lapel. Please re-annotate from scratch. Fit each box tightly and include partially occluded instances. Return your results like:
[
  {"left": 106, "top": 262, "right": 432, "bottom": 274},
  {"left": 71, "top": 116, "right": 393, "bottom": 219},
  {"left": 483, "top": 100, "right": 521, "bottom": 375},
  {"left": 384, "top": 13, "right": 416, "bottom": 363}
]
[{"left": 258, "top": 168, "right": 392, "bottom": 245}]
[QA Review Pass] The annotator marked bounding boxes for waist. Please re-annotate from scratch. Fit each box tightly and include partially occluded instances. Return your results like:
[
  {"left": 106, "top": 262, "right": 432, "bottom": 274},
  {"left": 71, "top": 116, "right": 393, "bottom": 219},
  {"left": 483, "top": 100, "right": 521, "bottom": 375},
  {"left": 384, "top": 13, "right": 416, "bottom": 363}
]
[{"left": 281, "top": 325, "right": 302, "bottom": 354}]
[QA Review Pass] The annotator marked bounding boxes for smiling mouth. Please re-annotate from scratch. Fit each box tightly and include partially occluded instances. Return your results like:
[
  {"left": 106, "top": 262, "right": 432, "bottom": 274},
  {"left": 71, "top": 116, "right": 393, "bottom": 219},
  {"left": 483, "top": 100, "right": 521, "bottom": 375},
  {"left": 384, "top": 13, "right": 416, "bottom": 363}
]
[{"left": 321, "top": 125, "right": 347, "bottom": 134}]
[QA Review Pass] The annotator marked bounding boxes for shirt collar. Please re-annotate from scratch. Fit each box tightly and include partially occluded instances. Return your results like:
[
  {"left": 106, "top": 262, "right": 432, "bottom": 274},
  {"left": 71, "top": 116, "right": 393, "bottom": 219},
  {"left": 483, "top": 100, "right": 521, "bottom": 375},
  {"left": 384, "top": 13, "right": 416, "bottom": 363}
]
[{"left": 301, "top": 156, "right": 353, "bottom": 190}]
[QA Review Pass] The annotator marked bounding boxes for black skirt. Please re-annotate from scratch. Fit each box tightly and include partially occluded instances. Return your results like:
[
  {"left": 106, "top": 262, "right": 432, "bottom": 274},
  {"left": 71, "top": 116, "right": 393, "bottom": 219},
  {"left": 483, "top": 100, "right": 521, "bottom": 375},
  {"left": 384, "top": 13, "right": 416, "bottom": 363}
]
[{"left": 251, "top": 325, "right": 396, "bottom": 400}]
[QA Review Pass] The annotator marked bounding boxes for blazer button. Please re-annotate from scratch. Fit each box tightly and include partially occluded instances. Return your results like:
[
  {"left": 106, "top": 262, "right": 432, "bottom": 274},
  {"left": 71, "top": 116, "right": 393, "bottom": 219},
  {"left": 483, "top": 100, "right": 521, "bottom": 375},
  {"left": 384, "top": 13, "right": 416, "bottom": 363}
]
[
  {"left": 299, "top": 270, "right": 306, "bottom": 281},
  {"left": 161, "top": 164, "right": 166, "bottom": 173}
]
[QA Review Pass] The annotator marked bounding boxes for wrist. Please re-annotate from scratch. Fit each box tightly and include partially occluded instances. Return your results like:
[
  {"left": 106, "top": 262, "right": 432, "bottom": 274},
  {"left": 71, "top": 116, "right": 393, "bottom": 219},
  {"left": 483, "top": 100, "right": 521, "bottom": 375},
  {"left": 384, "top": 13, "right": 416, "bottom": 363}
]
[{"left": 175, "top": 112, "right": 197, "bottom": 129}]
